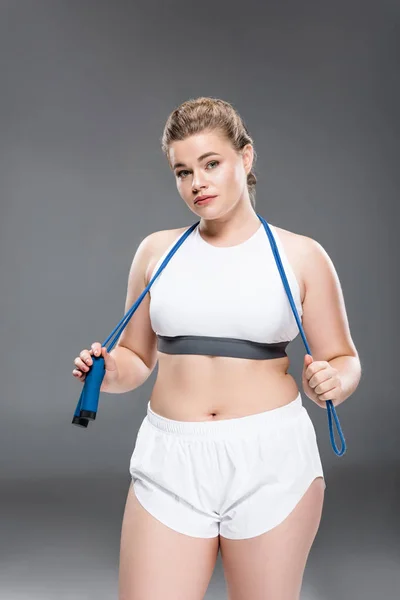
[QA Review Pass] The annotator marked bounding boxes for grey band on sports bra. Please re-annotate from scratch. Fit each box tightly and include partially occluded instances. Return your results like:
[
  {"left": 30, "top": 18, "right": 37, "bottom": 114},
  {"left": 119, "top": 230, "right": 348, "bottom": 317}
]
[{"left": 157, "top": 334, "right": 290, "bottom": 360}]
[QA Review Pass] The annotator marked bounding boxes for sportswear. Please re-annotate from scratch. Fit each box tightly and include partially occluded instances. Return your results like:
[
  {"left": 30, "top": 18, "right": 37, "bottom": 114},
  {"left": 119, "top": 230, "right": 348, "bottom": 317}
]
[{"left": 149, "top": 223, "right": 303, "bottom": 360}]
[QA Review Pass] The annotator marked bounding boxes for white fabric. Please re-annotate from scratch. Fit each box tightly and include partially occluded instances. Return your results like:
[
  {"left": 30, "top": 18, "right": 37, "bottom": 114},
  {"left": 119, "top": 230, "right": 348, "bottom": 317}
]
[
  {"left": 149, "top": 223, "right": 303, "bottom": 344},
  {"left": 129, "top": 393, "right": 325, "bottom": 539}
]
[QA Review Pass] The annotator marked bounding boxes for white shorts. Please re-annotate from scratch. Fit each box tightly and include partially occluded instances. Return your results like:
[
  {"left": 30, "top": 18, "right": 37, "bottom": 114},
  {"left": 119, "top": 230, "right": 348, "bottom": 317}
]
[{"left": 129, "top": 392, "right": 325, "bottom": 540}]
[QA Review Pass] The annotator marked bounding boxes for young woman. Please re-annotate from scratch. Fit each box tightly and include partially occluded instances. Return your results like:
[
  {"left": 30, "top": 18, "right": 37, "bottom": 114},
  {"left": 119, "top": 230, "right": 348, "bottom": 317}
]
[{"left": 73, "top": 97, "right": 361, "bottom": 600}]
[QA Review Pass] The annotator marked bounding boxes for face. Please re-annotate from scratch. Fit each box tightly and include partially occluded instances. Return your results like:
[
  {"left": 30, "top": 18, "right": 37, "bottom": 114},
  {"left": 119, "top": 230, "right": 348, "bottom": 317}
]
[{"left": 168, "top": 130, "right": 253, "bottom": 217}]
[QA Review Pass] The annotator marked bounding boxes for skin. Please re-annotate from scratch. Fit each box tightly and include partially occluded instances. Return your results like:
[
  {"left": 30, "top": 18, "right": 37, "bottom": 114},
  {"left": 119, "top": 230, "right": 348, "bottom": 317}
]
[
  {"left": 147, "top": 130, "right": 360, "bottom": 420},
  {"left": 73, "top": 128, "right": 361, "bottom": 599}
]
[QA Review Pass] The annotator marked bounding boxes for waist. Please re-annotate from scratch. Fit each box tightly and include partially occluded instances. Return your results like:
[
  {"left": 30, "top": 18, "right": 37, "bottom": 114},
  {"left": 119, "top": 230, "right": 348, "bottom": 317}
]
[
  {"left": 150, "top": 356, "right": 299, "bottom": 421},
  {"left": 146, "top": 391, "right": 303, "bottom": 439}
]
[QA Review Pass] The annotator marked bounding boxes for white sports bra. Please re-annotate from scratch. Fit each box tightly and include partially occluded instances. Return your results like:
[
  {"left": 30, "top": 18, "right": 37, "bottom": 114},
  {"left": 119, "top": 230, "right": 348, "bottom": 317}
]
[{"left": 148, "top": 222, "right": 303, "bottom": 360}]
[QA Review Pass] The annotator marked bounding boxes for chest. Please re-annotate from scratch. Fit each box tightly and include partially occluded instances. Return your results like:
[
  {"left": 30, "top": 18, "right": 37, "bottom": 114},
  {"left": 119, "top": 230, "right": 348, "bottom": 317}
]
[
  {"left": 146, "top": 227, "right": 306, "bottom": 303},
  {"left": 147, "top": 240, "right": 303, "bottom": 344}
]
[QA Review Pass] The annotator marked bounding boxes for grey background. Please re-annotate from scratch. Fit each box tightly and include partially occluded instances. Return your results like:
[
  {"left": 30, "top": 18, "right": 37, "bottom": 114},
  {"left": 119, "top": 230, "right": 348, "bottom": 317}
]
[{"left": 1, "top": 1, "right": 399, "bottom": 598}]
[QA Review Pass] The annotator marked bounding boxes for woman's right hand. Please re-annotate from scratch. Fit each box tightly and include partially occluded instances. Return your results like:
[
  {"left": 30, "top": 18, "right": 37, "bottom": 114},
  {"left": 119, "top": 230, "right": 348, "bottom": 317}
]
[{"left": 72, "top": 342, "right": 119, "bottom": 389}]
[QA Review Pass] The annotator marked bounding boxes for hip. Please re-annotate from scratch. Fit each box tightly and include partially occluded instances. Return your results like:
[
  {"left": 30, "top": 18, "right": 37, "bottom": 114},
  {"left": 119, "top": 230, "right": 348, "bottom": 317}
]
[{"left": 130, "top": 390, "right": 325, "bottom": 502}]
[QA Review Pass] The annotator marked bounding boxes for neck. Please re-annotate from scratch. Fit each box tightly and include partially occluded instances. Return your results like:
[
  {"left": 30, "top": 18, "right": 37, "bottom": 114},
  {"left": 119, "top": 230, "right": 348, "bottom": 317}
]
[{"left": 199, "top": 200, "right": 260, "bottom": 242}]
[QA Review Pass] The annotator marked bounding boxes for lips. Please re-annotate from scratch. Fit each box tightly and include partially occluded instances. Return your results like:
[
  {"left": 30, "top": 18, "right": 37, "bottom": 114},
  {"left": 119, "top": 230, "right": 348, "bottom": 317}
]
[{"left": 194, "top": 195, "right": 217, "bottom": 204}]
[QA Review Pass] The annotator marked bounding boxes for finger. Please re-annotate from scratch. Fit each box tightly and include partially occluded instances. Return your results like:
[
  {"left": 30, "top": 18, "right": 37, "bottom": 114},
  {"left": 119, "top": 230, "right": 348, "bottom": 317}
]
[
  {"left": 91, "top": 342, "right": 102, "bottom": 357},
  {"left": 316, "top": 379, "right": 337, "bottom": 396},
  {"left": 318, "top": 393, "right": 338, "bottom": 406},
  {"left": 310, "top": 369, "right": 334, "bottom": 389},
  {"left": 79, "top": 350, "right": 93, "bottom": 367},
  {"left": 305, "top": 364, "right": 315, "bottom": 380},
  {"left": 101, "top": 346, "right": 111, "bottom": 362},
  {"left": 306, "top": 361, "right": 323, "bottom": 377},
  {"left": 304, "top": 354, "right": 313, "bottom": 365},
  {"left": 75, "top": 357, "right": 90, "bottom": 372},
  {"left": 103, "top": 348, "right": 117, "bottom": 372},
  {"left": 72, "top": 367, "right": 85, "bottom": 379},
  {"left": 80, "top": 348, "right": 92, "bottom": 356}
]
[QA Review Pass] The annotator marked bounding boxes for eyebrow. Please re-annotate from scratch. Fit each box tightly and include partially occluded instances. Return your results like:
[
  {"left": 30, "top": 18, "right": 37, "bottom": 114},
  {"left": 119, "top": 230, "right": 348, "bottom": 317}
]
[{"left": 172, "top": 152, "right": 221, "bottom": 170}]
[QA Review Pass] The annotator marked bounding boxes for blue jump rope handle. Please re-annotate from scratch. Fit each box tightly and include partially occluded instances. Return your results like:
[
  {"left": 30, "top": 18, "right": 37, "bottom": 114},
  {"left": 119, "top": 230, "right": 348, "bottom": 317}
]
[{"left": 72, "top": 214, "right": 347, "bottom": 456}]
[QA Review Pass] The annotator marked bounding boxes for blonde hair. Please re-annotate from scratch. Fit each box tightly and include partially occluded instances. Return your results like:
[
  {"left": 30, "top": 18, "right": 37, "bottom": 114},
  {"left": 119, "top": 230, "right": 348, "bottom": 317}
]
[{"left": 161, "top": 97, "right": 258, "bottom": 208}]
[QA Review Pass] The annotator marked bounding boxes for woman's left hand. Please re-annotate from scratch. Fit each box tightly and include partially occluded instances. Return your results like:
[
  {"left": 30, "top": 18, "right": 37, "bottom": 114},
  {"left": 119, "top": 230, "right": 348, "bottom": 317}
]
[{"left": 302, "top": 354, "right": 343, "bottom": 408}]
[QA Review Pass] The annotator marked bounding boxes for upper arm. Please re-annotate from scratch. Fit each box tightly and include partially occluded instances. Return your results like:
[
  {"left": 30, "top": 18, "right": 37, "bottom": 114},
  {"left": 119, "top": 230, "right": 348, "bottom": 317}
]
[
  {"left": 300, "top": 238, "right": 359, "bottom": 362},
  {"left": 116, "top": 233, "right": 159, "bottom": 372}
]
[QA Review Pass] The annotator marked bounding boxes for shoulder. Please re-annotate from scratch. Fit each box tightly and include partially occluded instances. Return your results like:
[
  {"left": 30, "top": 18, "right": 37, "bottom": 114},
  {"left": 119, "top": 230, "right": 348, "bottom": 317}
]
[
  {"left": 142, "top": 226, "right": 190, "bottom": 285},
  {"left": 271, "top": 224, "right": 331, "bottom": 303},
  {"left": 272, "top": 223, "right": 320, "bottom": 258}
]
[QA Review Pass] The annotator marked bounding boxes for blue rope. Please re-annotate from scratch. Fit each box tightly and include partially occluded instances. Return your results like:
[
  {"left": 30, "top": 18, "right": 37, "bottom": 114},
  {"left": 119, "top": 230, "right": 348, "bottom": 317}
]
[
  {"left": 72, "top": 223, "right": 198, "bottom": 426},
  {"left": 72, "top": 215, "right": 347, "bottom": 456},
  {"left": 258, "top": 215, "right": 346, "bottom": 456}
]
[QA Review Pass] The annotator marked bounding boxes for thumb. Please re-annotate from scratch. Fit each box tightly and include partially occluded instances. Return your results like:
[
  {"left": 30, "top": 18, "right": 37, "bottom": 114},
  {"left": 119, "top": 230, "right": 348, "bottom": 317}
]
[
  {"left": 304, "top": 353, "right": 313, "bottom": 367},
  {"left": 101, "top": 346, "right": 117, "bottom": 371}
]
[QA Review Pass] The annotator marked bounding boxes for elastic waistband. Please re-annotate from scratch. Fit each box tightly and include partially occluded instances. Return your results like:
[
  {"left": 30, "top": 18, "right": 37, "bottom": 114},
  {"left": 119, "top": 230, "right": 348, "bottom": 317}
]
[
  {"left": 146, "top": 392, "right": 303, "bottom": 439},
  {"left": 157, "top": 335, "right": 289, "bottom": 360}
]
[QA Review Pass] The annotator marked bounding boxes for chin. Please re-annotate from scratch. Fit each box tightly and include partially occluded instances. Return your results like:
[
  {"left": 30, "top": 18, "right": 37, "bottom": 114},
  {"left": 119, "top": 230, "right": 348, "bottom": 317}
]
[
  {"left": 188, "top": 202, "right": 217, "bottom": 215},
  {"left": 195, "top": 207, "right": 221, "bottom": 219}
]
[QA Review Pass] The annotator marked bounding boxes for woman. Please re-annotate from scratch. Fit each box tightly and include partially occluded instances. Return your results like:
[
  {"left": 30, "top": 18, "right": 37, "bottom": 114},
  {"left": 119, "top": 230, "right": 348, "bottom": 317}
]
[{"left": 73, "top": 97, "right": 361, "bottom": 600}]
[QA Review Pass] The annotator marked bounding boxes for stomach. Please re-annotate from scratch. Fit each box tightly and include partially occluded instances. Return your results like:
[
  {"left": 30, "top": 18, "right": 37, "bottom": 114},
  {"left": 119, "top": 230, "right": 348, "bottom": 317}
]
[{"left": 148, "top": 351, "right": 300, "bottom": 421}]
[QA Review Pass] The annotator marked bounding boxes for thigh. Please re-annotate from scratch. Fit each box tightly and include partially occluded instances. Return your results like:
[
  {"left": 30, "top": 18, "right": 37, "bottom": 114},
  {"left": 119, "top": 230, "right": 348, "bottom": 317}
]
[
  {"left": 220, "top": 476, "right": 325, "bottom": 600},
  {"left": 119, "top": 482, "right": 220, "bottom": 600}
]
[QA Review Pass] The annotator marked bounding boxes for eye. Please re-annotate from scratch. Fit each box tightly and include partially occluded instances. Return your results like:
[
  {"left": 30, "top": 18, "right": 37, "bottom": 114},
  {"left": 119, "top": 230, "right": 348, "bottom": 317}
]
[
  {"left": 176, "top": 160, "right": 220, "bottom": 180},
  {"left": 206, "top": 160, "right": 219, "bottom": 170}
]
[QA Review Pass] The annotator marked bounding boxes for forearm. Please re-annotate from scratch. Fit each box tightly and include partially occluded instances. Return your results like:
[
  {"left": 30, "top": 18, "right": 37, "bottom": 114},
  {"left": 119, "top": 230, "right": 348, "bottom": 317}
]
[
  {"left": 328, "top": 354, "right": 362, "bottom": 406},
  {"left": 101, "top": 345, "right": 152, "bottom": 394}
]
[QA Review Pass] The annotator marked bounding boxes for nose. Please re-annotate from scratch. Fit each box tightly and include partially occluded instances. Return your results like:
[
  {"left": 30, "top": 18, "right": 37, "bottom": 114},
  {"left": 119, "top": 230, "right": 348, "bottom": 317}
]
[
  {"left": 191, "top": 169, "right": 208, "bottom": 193},
  {"left": 192, "top": 178, "right": 207, "bottom": 194}
]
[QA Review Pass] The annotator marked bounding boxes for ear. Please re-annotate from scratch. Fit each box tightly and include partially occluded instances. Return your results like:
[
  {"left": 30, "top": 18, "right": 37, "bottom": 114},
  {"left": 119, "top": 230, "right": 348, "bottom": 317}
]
[{"left": 242, "top": 144, "right": 254, "bottom": 175}]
